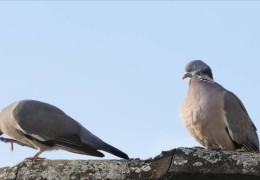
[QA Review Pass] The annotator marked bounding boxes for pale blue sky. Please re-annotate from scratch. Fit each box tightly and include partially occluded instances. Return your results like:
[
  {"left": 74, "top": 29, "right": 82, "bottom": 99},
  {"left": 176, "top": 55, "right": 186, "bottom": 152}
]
[{"left": 0, "top": 1, "right": 260, "bottom": 167}]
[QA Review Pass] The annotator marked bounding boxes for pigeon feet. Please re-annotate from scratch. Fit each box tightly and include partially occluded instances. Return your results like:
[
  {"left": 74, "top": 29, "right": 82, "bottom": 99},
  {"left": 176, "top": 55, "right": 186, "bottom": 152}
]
[
  {"left": 0, "top": 137, "right": 16, "bottom": 151},
  {"left": 24, "top": 151, "right": 45, "bottom": 161}
]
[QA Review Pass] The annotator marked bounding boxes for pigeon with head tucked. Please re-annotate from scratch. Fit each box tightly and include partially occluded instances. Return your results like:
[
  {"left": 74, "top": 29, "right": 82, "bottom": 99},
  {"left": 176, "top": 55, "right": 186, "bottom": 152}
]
[
  {"left": 0, "top": 100, "right": 129, "bottom": 160},
  {"left": 180, "top": 60, "right": 259, "bottom": 152}
]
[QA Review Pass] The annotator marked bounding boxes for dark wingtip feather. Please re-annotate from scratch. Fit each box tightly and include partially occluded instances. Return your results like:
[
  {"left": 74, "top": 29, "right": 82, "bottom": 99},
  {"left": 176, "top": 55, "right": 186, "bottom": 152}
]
[
  {"left": 104, "top": 144, "right": 129, "bottom": 160},
  {"left": 109, "top": 147, "right": 129, "bottom": 160},
  {"left": 94, "top": 151, "right": 105, "bottom": 157}
]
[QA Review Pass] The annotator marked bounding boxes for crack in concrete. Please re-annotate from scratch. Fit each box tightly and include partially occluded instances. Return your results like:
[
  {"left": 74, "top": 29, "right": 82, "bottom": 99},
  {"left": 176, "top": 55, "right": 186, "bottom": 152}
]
[
  {"left": 167, "top": 149, "right": 176, "bottom": 173},
  {"left": 14, "top": 162, "right": 22, "bottom": 180}
]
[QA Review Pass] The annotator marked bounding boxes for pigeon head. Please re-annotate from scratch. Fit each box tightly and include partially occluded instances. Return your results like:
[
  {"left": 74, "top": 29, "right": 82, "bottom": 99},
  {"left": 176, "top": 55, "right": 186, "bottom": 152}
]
[{"left": 182, "top": 60, "right": 213, "bottom": 80}]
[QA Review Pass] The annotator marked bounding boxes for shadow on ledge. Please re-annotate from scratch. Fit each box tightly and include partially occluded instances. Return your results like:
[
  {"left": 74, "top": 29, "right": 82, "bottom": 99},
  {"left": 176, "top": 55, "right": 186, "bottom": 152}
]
[{"left": 0, "top": 147, "right": 260, "bottom": 180}]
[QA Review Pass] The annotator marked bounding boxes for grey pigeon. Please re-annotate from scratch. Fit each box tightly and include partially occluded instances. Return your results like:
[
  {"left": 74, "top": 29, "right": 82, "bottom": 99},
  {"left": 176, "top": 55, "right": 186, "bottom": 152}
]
[
  {"left": 180, "top": 60, "right": 259, "bottom": 152},
  {"left": 0, "top": 100, "right": 129, "bottom": 160}
]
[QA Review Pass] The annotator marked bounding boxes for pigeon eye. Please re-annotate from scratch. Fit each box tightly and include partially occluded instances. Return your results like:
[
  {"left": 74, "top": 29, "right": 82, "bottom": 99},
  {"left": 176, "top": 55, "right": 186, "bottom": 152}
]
[{"left": 192, "top": 66, "right": 196, "bottom": 69}]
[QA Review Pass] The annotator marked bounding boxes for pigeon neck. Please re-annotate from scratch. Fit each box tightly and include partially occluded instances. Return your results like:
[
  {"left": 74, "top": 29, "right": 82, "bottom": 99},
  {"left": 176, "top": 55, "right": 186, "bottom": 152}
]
[
  {"left": 201, "top": 68, "right": 213, "bottom": 79},
  {"left": 190, "top": 75, "right": 214, "bottom": 84}
]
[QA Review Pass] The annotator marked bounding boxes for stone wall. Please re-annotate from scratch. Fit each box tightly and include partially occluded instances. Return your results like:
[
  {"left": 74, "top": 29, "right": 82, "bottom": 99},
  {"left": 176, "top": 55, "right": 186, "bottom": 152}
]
[{"left": 0, "top": 147, "right": 259, "bottom": 179}]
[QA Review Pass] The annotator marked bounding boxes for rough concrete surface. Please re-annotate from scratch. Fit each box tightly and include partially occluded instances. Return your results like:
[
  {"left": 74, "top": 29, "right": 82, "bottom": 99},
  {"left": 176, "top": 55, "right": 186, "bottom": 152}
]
[{"left": 0, "top": 147, "right": 260, "bottom": 180}]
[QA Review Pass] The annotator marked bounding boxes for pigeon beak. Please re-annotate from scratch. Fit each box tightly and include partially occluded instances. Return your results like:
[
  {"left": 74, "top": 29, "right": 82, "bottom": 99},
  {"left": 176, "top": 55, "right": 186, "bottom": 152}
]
[{"left": 182, "top": 72, "right": 192, "bottom": 80}]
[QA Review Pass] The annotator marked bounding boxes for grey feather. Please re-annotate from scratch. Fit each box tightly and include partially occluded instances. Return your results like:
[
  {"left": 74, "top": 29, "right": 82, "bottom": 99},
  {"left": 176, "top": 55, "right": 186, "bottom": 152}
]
[
  {"left": 180, "top": 60, "right": 259, "bottom": 152},
  {"left": 0, "top": 100, "right": 129, "bottom": 159},
  {"left": 13, "top": 100, "right": 81, "bottom": 141},
  {"left": 223, "top": 91, "right": 259, "bottom": 151}
]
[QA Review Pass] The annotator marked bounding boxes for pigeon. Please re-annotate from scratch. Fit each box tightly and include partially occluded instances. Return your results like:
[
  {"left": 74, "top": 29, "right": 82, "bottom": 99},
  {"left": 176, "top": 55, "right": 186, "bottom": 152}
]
[
  {"left": 180, "top": 60, "right": 259, "bottom": 152},
  {"left": 0, "top": 100, "right": 129, "bottom": 160}
]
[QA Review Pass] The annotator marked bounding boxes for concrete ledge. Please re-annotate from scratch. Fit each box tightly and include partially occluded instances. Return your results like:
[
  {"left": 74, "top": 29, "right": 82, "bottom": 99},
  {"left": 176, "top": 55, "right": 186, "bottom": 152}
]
[{"left": 1, "top": 147, "right": 260, "bottom": 179}]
